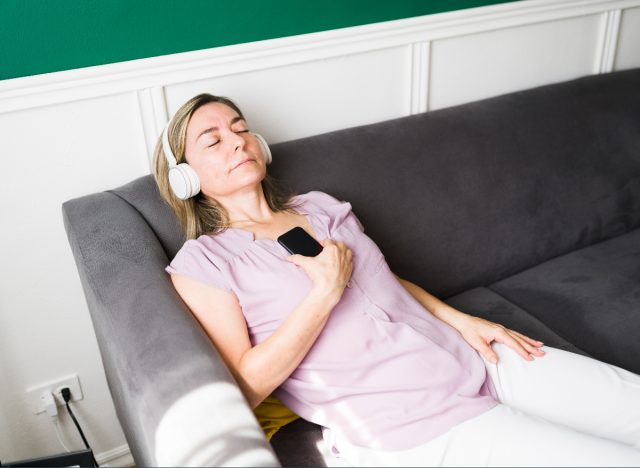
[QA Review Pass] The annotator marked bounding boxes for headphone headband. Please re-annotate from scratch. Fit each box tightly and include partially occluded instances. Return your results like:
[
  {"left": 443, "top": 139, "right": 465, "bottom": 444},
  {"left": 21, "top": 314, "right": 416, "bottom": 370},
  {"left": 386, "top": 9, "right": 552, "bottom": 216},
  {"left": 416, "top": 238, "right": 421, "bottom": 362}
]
[{"left": 161, "top": 120, "right": 178, "bottom": 167}]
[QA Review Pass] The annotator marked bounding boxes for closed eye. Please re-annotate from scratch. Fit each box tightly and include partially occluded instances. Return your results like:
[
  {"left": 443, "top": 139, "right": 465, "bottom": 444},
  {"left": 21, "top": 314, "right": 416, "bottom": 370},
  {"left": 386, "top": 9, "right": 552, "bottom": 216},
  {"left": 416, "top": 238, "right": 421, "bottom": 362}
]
[{"left": 207, "top": 129, "right": 250, "bottom": 148}]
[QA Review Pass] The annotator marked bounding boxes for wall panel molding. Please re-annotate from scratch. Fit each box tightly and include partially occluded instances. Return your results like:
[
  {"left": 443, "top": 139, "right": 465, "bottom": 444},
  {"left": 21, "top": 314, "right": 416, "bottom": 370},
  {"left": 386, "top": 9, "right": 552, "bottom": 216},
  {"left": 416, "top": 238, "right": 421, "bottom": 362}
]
[
  {"left": 136, "top": 86, "right": 168, "bottom": 160},
  {"left": 596, "top": 9, "right": 622, "bottom": 73},
  {"left": 410, "top": 42, "right": 430, "bottom": 115}
]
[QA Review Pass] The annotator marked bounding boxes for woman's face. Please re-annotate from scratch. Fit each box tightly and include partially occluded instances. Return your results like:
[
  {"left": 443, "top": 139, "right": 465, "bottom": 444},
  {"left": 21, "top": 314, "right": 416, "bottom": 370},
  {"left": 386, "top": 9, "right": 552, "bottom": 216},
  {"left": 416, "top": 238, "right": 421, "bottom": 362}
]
[{"left": 184, "top": 102, "right": 266, "bottom": 198}]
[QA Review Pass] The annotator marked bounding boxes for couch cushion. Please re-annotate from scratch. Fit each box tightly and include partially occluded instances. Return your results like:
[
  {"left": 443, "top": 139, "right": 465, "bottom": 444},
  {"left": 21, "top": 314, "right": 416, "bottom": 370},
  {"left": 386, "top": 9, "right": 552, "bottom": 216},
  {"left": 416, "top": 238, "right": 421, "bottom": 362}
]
[
  {"left": 443, "top": 287, "right": 589, "bottom": 357},
  {"left": 268, "top": 68, "right": 640, "bottom": 298},
  {"left": 489, "top": 228, "right": 640, "bottom": 374}
]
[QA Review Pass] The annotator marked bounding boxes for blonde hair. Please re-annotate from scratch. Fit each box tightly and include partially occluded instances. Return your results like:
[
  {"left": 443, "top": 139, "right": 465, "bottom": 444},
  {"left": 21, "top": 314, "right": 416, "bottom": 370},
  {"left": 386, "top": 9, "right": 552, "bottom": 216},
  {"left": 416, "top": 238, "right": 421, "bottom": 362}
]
[{"left": 152, "top": 93, "right": 301, "bottom": 240}]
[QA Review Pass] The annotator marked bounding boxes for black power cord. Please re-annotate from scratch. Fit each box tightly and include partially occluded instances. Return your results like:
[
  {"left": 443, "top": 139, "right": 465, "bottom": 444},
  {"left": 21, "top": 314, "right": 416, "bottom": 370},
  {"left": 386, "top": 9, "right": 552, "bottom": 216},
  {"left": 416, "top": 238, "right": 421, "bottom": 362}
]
[{"left": 61, "top": 388, "right": 99, "bottom": 467}]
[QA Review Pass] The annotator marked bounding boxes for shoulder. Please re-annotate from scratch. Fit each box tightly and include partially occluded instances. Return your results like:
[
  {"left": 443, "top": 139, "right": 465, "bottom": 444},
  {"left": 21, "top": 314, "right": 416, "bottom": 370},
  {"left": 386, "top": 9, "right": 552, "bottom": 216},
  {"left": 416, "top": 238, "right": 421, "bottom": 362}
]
[
  {"left": 170, "top": 233, "right": 239, "bottom": 269},
  {"left": 166, "top": 238, "right": 234, "bottom": 292},
  {"left": 295, "top": 190, "right": 365, "bottom": 233},
  {"left": 170, "top": 238, "right": 223, "bottom": 270},
  {"left": 293, "top": 190, "right": 344, "bottom": 209}
]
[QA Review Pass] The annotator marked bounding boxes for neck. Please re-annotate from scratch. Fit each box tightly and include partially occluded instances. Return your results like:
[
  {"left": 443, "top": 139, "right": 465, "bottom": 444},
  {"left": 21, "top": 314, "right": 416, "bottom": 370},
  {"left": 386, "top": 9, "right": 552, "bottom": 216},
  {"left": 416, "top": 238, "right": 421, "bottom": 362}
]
[{"left": 213, "top": 185, "right": 275, "bottom": 226}]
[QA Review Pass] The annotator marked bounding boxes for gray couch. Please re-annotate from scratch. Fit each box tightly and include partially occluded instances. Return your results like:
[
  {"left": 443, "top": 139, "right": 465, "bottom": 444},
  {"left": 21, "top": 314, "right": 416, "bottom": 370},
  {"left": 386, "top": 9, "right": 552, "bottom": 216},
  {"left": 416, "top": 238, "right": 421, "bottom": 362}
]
[{"left": 62, "top": 67, "right": 640, "bottom": 467}]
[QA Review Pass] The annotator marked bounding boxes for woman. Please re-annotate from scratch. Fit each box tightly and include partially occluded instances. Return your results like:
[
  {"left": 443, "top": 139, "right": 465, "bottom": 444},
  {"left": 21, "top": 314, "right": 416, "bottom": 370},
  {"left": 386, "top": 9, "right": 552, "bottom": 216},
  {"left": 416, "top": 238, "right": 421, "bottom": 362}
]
[{"left": 153, "top": 93, "right": 640, "bottom": 466}]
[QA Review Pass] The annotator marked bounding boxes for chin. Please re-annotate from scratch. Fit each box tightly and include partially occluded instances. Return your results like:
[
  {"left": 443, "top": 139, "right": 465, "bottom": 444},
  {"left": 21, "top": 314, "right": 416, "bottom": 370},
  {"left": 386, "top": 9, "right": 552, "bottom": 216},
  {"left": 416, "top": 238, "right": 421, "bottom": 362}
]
[
  {"left": 237, "top": 173, "right": 266, "bottom": 190},
  {"left": 245, "top": 168, "right": 267, "bottom": 183}
]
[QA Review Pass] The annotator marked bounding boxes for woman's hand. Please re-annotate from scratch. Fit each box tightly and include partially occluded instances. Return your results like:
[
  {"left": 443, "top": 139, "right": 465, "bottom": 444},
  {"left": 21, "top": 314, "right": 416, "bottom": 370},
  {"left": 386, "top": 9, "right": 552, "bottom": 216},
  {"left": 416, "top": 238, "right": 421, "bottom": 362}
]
[
  {"left": 286, "top": 239, "right": 353, "bottom": 301},
  {"left": 455, "top": 314, "right": 546, "bottom": 363}
]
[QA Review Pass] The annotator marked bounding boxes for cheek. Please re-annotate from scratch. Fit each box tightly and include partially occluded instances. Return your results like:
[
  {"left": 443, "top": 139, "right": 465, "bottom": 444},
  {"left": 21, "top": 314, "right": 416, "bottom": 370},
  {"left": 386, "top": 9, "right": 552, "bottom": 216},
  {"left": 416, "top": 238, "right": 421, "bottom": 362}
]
[
  {"left": 190, "top": 156, "right": 225, "bottom": 179},
  {"left": 241, "top": 137, "right": 261, "bottom": 158}
]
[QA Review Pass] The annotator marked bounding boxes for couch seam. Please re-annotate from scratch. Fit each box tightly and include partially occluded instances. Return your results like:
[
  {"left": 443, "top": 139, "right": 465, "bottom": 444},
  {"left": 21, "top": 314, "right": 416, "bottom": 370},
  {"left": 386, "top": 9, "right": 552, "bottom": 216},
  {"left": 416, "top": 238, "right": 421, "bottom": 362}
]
[
  {"left": 491, "top": 226, "right": 640, "bottom": 286},
  {"left": 484, "top": 284, "right": 592, "bottom": 357}
]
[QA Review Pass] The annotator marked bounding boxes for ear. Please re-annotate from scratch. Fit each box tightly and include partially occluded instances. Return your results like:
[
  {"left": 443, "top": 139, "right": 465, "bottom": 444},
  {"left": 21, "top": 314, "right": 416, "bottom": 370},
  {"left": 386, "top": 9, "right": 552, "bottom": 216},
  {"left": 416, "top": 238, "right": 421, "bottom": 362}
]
[{"left": 251, "top": 133, "right": 272, "bottom": 165}]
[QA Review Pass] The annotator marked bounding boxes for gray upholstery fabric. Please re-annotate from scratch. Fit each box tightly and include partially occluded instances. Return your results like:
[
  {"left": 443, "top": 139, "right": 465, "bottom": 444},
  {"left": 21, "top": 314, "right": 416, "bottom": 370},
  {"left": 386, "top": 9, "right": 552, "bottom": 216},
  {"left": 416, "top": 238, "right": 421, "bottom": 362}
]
[
  {"left": 62, "top": 67, "right": 640, "bottom": 467},
  {"left": 267, "top": 67, "right": 640, "bottom": 299},
  {"left": 444, "top": 287, "right": 590, "bottom": 358},
  {"left": 108, "top": 175, "right": 186, "bottom": 259},
  {"left": 490, "top": 227, "right": 640, "bottom": 374}
]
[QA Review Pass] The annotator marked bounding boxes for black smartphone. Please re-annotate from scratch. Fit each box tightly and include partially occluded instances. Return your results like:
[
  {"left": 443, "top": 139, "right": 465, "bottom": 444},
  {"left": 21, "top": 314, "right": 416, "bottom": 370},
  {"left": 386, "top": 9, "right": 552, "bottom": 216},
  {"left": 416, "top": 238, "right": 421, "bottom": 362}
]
[{"left": 277, "top": 226, "right": 323, "bottom": 257}]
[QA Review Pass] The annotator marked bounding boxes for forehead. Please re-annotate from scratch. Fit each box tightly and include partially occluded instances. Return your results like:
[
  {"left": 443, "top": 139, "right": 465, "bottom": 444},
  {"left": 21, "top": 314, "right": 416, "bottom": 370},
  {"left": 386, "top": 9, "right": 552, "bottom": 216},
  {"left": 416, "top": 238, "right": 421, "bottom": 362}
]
[{"left": 187, "top": 102, "right": 241, "bottom": 133}]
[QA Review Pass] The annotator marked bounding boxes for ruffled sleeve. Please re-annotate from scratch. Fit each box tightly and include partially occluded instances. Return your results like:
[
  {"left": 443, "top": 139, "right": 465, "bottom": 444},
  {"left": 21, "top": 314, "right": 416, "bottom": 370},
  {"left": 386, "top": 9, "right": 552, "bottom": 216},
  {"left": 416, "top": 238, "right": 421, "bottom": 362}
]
[
  {"left": 304, "top": 191, "right": 365, "bottom": 234},
  {"left": 165, "top": 239, "right": 233, "bottom": 293}
]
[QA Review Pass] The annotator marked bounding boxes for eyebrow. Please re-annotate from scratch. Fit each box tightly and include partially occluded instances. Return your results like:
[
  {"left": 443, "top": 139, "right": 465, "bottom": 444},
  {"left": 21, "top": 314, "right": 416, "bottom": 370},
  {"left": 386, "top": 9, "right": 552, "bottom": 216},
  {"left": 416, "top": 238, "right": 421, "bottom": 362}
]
[{"left": 196, "top": 116, "right": 246, "bottom": 141}]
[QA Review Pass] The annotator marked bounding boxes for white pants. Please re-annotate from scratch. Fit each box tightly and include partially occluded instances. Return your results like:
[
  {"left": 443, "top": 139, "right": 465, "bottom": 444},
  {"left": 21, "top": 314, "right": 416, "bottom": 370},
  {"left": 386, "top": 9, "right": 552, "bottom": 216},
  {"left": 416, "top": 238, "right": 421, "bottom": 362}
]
[{"left": 332, "top": 343, "right": 640, "bottom": 467}]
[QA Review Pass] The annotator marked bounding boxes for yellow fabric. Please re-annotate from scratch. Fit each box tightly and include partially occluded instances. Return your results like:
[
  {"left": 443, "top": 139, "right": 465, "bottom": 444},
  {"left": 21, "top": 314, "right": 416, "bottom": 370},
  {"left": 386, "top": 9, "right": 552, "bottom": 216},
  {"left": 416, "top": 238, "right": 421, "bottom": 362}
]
[{"left": 253, "top": 394, "right": 300, "bottom": 440}]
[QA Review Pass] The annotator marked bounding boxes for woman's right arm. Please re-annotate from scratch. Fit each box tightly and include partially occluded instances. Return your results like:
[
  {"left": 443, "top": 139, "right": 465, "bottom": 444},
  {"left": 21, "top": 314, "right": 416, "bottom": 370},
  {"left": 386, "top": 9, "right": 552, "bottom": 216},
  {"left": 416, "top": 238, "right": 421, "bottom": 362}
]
[{"left": 170, "top": 238, "right": 352, "bottom": 409}]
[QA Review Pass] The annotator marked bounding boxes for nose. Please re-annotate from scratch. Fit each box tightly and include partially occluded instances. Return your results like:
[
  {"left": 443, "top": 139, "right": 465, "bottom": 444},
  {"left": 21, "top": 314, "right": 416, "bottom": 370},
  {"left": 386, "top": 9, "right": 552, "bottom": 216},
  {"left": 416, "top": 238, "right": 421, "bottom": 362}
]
[{"left": 226, "top": 129, "right": 246, "bottom": 153}]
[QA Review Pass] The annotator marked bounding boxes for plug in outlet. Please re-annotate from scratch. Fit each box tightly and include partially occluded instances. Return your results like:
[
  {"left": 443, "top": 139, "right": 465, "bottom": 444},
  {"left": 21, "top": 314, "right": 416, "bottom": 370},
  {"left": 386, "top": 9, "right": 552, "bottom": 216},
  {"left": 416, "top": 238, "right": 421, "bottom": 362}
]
[{"left": 26, "top": 374, "right": 83, "bottom": 414}]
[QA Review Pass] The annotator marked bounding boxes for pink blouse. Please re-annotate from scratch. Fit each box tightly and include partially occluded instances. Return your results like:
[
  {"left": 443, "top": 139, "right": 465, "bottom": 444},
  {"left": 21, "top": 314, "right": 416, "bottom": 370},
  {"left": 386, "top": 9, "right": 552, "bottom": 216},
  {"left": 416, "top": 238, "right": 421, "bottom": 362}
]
[{"left": 166, "top": 190, "right": 498, "bottom": 453}]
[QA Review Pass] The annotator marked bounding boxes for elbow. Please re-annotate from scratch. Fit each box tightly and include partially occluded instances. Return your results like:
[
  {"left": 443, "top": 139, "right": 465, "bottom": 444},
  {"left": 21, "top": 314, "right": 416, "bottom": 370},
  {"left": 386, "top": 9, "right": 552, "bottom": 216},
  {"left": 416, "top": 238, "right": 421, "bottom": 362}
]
[
  {"left": 232, "top": 369, "right": 266, "bottom": 410},
  {"left": 393, "top": 272, "right": 411, "bottom": 289},
  {"left": 393, "top": 272, "right": 408, "bottom": 285},
  {"left": 236, "top": 353, "right": 273, "bottom": 409},
  {"left": 248, "top": 393, "right": 268, "bottom": 410}
]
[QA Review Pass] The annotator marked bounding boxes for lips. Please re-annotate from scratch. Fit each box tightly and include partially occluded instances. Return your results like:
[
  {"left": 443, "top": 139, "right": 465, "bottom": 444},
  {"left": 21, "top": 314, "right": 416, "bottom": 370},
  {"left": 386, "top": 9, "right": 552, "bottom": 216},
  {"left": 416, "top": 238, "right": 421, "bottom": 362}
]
[{"left": 232, "top": 158, "right": 254, "bottom": 170}]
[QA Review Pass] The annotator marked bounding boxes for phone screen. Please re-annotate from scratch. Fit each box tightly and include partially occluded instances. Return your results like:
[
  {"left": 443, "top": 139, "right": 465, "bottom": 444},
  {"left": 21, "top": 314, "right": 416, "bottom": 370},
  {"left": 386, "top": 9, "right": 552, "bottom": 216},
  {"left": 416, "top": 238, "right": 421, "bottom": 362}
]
[{"left": 277, "top": 227, "right": 323, "bottom": 257}]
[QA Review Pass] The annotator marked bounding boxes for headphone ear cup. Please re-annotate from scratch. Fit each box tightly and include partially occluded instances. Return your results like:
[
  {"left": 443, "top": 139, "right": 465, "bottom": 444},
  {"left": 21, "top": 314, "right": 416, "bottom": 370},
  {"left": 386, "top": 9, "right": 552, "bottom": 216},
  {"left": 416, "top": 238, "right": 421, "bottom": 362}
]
[
  {"left": 168, "top": 163, "right": 201, "bottom": 200},
  {"left": 252, "top": 133, "right": 272, "bottom": 165}
]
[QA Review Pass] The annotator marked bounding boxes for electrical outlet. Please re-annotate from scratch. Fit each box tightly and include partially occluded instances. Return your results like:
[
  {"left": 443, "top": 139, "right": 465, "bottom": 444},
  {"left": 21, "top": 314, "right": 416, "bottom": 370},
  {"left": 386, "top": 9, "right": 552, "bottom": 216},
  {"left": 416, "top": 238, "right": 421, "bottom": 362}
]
[{"left": 26, "top": 374, "right": 83, "bottom": 414}]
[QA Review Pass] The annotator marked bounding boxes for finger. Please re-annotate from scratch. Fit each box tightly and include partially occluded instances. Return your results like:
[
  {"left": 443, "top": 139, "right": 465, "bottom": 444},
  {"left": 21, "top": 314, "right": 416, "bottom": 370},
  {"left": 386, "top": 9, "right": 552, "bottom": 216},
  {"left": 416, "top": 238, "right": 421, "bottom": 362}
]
[
  {"left": 320, "top": 241, "right": 338, "bottom": 254},
  {"left": 510, "top": 330, "right": 544, "bottom": 347},
  {"left": 512, "top": 334, "right": 546, "bottom": 357},
  {"left": 286, "top": 254, "right": 304, "bottom": 265},
  {"left": 510, "top": 331, "right": 546, "bottom": 356},
  {"left": 496, "top": 329, "right": 534, "bottom": 361},
  {"left": 472, "top": 337, "right": 499, "bottom": 364}
]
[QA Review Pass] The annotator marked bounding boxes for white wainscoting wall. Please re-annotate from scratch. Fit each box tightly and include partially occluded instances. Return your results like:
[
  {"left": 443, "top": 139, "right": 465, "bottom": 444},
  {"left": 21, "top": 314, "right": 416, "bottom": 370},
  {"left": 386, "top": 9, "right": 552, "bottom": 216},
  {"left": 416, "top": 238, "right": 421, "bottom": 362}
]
[{"left": 0, "top": 0, "right": 638, "bottom": 463}]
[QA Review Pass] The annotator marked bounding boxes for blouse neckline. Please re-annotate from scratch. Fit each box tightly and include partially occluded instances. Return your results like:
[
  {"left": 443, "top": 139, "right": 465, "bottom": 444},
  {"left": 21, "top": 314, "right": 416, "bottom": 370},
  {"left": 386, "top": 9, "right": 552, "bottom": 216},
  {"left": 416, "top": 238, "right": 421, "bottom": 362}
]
[
  {"left": 219, "top": 193, "right": 323, "bottom": 247},
  {"left": 226, "top": 212, "right": 320, "bottom": 243}
]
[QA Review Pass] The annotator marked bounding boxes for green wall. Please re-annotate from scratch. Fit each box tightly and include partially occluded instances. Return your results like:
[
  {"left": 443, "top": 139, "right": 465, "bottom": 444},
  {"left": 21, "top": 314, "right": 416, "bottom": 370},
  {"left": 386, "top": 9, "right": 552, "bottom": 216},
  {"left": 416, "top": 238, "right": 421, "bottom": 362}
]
[{"left": 0, "top": 0, "right": 520, "bottom": 81}]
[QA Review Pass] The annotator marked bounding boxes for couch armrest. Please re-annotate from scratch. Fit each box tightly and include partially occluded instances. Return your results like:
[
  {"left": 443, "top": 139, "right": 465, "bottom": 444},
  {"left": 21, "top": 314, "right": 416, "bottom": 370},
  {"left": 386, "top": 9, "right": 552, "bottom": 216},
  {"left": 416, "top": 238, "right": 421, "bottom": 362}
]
[{"left": 62, "top": 192, "right": 280, "bottom": 466}]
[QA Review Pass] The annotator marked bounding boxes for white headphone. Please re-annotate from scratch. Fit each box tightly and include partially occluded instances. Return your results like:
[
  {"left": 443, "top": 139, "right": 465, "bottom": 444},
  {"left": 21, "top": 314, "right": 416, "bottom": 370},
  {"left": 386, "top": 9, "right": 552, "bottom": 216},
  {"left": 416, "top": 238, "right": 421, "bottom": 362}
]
[{"left": 161, "top": 117, "right": 272, "bottom": 200}]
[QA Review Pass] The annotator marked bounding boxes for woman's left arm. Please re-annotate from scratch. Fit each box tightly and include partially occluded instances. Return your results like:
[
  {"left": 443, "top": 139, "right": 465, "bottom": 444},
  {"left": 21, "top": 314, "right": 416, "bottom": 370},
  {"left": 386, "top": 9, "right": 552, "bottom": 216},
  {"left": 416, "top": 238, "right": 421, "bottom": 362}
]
[{"left": 393, "top": 273, "right": 545, "bottom": 363}]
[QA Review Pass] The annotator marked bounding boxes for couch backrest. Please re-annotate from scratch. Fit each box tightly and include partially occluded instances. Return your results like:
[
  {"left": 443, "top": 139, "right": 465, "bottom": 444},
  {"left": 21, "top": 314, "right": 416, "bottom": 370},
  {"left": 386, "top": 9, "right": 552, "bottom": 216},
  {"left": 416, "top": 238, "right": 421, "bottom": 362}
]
[
  {"left": 108, "top": 176, "right": 185, "bottom": 260},
  {"left": 112, "top": 68, "right": 640, "bottom": 298}
]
